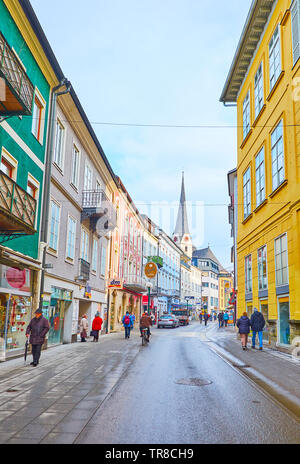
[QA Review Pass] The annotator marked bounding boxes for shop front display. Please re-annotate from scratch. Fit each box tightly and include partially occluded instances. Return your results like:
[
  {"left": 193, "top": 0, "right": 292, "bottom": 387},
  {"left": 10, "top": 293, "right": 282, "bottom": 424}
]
[
  {"left": 0, "top": 264, "right": 33, "bottom": 358},
  {"left": 48, "top": 287, "right": 72, "bottom": 346}
]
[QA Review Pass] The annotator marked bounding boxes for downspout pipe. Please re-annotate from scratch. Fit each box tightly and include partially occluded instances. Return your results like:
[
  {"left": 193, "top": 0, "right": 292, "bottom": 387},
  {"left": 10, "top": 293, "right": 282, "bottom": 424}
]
[{"left": 39, "top": 78, "right": 71, "bottom": 308}]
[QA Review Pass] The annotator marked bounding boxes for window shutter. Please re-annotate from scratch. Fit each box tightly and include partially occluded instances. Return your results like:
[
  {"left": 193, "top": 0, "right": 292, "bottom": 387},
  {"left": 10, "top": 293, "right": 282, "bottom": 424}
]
[{"left": 292, "top": 0, "right": 300, "bottom": 65}]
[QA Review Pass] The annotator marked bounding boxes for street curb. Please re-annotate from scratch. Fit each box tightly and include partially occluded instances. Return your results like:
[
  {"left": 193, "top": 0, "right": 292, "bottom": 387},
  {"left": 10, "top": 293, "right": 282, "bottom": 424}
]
[{"left": 206, "top": 340, "right": 300, "bottom": 421}]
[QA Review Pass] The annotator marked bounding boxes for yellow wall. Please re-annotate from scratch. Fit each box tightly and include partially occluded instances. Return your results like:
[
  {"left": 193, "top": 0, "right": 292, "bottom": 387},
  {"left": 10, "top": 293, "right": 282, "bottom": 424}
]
[{"left": 236, "top": 0, "right": 300, "bottom": 345}]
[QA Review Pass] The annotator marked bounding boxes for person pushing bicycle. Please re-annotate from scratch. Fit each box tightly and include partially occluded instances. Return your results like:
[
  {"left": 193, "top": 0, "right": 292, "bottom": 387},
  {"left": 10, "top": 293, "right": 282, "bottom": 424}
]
[{"left": 140, "top": 312, "right": 152, "bottom": 339}]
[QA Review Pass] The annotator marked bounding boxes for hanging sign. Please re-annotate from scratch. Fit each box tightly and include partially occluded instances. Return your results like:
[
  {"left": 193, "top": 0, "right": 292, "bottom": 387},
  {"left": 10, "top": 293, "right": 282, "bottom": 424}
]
[{"left": 144, "top": 262, "right": 158, "bottom": 279}]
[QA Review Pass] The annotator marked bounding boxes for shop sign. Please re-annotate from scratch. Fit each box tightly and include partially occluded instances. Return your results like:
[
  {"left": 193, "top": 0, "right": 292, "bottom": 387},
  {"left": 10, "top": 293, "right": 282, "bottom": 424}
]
[
  {"left": 84, "top": 285, "right": 92, "bottom": 299},
  {"left": 0, "top": 265, "right": 31, "bottom": 292},
  {"left": 144, "top": 262, "right": 158, "bottom": 279},
  {"left": 51, "top": 287, "right": 72, "bottom": 301},
  {"left": 147, "top": 256, "right": 163, "bottom": 268},
  {"left": 108, "top": 279, "right": 123, "bottom": 289}
]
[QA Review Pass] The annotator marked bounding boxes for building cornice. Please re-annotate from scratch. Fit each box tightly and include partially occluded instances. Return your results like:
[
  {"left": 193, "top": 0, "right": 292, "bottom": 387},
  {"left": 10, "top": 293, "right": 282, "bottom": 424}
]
[{"left": 220, "top": 0, "right": 275, "bottom": 103}]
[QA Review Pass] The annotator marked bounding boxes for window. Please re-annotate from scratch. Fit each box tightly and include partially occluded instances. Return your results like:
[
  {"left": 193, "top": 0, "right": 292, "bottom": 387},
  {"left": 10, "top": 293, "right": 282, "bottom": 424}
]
[
  {"left": 243, "top": 91, "right": 251, "bottom": 139},
  {"left": 32, "top": 89, "right": 46, "bottom": 144},
  {"left": 84, "top": 163, "right": 92, "bottom": 190},
  {"left": 271, "top": 120, "right": 284, "bottom": 191},
  {"left": 245, "top": 255, "right": 252, "bottom": 293},
  {"left": 92, "top": 238, "right": 98, "bottom": 273},
  {"left": 71, "top": 145, "right": 80, "bottom": 188},
  {"left": 254, "top": 63, "right": 264, "bottom": 117},
  {"left": 66, "top": 216, "right": 76, "bottom": 260},
  {"left": 243, "top": 167, "right": 251, "bottom": 219},
  {"left": 269, "top": 25, "right": 281, "bottom": 90},
  {"left": 258, "top": 246, "right": 267, "bottom": 290},
  {"left": 80, "top": 228, "right": 89, "bottom": 262},
  {"left": 255, "top": 147, "right": 265, "bottom": 207},
  {"left": 49, "top": 201, "right": 60, "bottom": 251},
  {"left": 1, "top": 148, "right": 18, "bottom": 180},
  {"left": 100, "top": 245, "right": 107, "bottom": 276},
  {"left": 275, "top": 234, "right": 288, "bottom": 286},
  {"left": 291, "top": 0, "right": 300, "bottom": 65},
  {"left": 54, "top": 118, "right": 65, "bottom": 169}
]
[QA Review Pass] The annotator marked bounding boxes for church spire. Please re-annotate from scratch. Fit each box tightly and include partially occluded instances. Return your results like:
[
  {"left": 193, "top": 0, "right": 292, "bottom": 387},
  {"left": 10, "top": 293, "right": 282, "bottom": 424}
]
[{"left": 173, "top": 172, "right": 190, "bottom": 240}]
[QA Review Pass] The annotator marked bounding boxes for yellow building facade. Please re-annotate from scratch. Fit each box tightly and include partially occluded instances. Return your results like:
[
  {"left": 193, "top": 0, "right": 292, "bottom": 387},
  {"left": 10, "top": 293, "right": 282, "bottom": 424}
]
[
  {"left": 221, "top": 0, "right": 300, "bottom": 348},
  {"left": 218, "top": 275, "right": 233, "bottom": 313}
]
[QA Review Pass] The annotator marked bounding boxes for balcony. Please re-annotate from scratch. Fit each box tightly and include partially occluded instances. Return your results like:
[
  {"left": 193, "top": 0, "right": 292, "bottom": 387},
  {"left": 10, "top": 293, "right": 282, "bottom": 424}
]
[
  {"left": 0, "top": 32, "right": 34, "bottom": 116},
  {"left": 78, "top": 258, "right": 90, "bottom": 282},
  {"left": 0, "top": 171, "right": 37, "bottom": 238},
  {"left": 81, "top": 190, "right": 117, "bottom": 234},
  {"left": 123, "top": 274, "right": 148, "bottom": 294},
  {"left": 169, "top": 289, "right": 180, "bottom": 298}
]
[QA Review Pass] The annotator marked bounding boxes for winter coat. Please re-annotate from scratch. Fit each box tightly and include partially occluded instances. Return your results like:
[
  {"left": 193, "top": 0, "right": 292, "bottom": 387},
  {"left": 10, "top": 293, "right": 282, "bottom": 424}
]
[
  {"left": 237, "top": 316, "right": 251, "bottom": 334},
  {"left": 140, "top": 315, "right": 152, "bottom": 328},
  {"left": 92, "top": 316, "right": 103, "bottom": 331},
  {"left": 218, "top": 313, "right": 223, "bottom": 321},
  {"left": 250, "top": 311, "right": 265, "bottom": 332},
  {"left": 203, "top": 313, "right": 209, "bottom": 321},
  {"left": 26, "top": 316, "right": 49, "bottom": 345},
  {"left": 223, "top": 313, "right": 229, "bottom": 321},
  {"left": 79, "top": 317, "right": 88, "bottom": 336}
]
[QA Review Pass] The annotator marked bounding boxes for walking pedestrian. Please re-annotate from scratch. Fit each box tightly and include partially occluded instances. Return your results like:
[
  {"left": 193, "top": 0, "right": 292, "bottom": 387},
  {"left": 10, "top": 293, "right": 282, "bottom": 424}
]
[
  {"left": 79, "top": 314, "right": 88, "bottom": 342},
  {"left": 250, "top": 307, "right": 265, "bottom": 350},
  {"left": 130, "top": 312, "right": 136, "bottom": 329},
  {"left": 237, "top": 312, "right": 251, "bottom": 350},
  {"left": 91, "top": 312, "right": 103, "bottom": 342},
  {"left": 203, "top": 312, "right": 209, "bottom": 326},
  {"left": 25, "top": 308, "right": 49, "bottom": 367},
  {"left": 223, "top": 311, "right": 229, "bottom": 327},
  {"left": 218, "top": 311, "right": 223, "bottom": 328},
  {"left": 122, "top": 311, "right": 131, "bottom": 339},
  {"left": 199, "top": 313, "right": 203, "bottom": 324}
]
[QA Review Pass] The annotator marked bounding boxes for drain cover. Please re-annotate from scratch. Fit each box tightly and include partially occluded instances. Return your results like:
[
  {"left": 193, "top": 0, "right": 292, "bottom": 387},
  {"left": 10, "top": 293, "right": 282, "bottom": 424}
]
[{"left": 175, "top": 378, "right": 212, "bottom": 387}]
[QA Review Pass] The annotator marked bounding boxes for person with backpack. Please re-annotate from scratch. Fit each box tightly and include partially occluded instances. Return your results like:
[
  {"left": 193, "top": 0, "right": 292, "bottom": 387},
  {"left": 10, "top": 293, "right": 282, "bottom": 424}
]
[
  {"left": 223, "top": 311, "right": 229, "bottom": 327},
  {"left": 250, "top": 307, "right": 265, "bottom": 350},
  {"left": 218, "top": 311, "right": 224, "bottom": 328},
  {"left": 237, "top": 312, "right": 251, "bottom": 350},
  {"left": 122, "top": 311, "right": 132, "bottom": 339}
]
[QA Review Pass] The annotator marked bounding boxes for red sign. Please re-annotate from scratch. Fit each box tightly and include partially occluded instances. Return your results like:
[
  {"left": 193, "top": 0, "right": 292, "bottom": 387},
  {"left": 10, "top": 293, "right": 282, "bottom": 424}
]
[{"left": 6, "top": 268, "right": 26, "bottom": 289}]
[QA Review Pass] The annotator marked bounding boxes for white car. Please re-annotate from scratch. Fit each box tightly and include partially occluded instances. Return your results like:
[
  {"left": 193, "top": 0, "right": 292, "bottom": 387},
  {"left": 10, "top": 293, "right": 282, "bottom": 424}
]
[{"left": 157, "top": 314, "right": 180, "bottom": 328}]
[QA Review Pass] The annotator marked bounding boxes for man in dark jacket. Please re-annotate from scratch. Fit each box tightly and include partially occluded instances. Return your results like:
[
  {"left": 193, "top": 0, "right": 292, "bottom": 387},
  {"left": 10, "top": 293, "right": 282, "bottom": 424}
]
[
  {"left": 203, "top": 312, "right": 209, "bottom": 326},
  {"left": 250, "top": 307, "right": 265, "bottom": 350},
  {"left": 218, "top": 311, "right": 224, "bottom": 328},
  {"left": 26, "top": 308, "right": 50, "bottom": 366}
]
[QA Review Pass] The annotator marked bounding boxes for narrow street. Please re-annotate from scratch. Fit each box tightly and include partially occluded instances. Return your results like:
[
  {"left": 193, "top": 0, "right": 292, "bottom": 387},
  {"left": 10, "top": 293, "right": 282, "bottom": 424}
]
[{"left": 0, "top": 322, "right": 298, "bottom": 444}]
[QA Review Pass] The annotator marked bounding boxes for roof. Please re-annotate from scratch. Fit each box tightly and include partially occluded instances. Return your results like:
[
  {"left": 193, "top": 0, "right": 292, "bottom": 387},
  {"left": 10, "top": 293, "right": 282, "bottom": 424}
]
[
  {"left": 220, "top": 0, "right": 275, "bottom": 103},
  {"left": 173, "top": 172, "right": 191, "bottom": 239},
  {"left": 192, "top": 247, "right": 228, "bottom": 274}
]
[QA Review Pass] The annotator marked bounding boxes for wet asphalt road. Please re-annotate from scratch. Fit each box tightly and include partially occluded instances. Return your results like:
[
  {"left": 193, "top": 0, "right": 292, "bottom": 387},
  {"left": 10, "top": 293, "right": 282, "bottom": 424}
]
[{"left": 76, "top": 322, "right": 300, "bottom": 444}]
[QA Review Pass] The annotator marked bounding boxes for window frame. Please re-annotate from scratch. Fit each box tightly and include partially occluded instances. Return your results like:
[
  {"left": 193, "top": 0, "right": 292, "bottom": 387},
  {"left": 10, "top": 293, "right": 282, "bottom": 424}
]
[
  {"left": 255, "top": 147, "right": 265, "bottom": 207},
  {"left": 245, "top": 254, "right": 252, "bottom": 294},
  {"left": 49, "top": 199, "right": 61, "bottom": 253},
  {"left": 31, "top": 87, "right": 46, "bottom": 144},
  {"left": 91, "top": 237, "right": 98, "bottom": 274},
  {"left": 269, "top": 25, "right": 281, "bottom": 91},
  {"left": 53, "top": 117, "right": 65, "bottom": 170},
  {"left": 80, "top": 227, "right": 90, "bottom": 262},
  {"left": 70, "top": 143, "right": 80, "bottom": 189},
  {"left": 66, "top": 215, "right": 77, "bottom": 262},
  {"left": 243, "top": 166, "right": 251, "bottom": 219},
  {"left": 243, "top": 90, "right": 251, "bottom": 140},
  {"left": 271, "top": 119, "right": 285, "bottom": 191},
  {"left": 257, "top": 245, "right": 268, "bottom": 291},
  {"left": 291, "top": 0, "right": 300, "bottom": 65},
  {"left": 274, "top": 233, "right": 288, "bottom": 287},
  {"left": 254, "top": 62, "right": 264, "bottom": 118}
]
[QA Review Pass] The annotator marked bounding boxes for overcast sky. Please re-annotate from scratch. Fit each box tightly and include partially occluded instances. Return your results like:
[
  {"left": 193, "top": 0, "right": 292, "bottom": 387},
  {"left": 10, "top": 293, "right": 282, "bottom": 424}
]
[{"left": 31, "top": 0, "right": 252, "bottom": 270}]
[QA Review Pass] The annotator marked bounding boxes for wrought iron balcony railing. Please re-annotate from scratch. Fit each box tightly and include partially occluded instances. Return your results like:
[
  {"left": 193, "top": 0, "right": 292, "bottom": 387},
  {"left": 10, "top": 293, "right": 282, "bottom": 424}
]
[
  {"left": 0, "top": 32, "right": 34, "bottom": 116},
  {"left": 81, "top": 189, "right": 117, "bottom": 234},
  {"left": 123, "top": 274, "right": 148, "bottom": 294},
  {"left": 78, "top": 258, "right": 90, "bottom": 281},
  {"left": 0, "top": 171, "right": 37, "bottom": 236}
]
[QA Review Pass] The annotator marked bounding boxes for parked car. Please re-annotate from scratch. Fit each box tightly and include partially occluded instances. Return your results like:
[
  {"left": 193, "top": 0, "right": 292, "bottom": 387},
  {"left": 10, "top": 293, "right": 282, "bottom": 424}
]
[{"left": 157, "top": 314, "right": 180, "bottom": 329}]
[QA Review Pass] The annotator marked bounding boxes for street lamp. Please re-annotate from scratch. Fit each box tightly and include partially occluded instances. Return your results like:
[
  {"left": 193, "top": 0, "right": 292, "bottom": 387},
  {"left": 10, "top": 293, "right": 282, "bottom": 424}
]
[{"left": 145, "top": 281, "right": 153, "bottom": 315}]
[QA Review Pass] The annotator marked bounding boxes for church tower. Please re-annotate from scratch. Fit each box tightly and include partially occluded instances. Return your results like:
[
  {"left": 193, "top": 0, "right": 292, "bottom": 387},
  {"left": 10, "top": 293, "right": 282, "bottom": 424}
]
[{"left": 173, "top": 173, "right": 193, "bottom": 258}]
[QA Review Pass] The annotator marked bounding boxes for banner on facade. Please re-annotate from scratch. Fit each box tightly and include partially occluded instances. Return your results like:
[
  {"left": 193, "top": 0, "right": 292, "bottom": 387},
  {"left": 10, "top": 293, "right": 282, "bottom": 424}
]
[{"left": 108, "top": 279, "right": 123, "bottom": 289}]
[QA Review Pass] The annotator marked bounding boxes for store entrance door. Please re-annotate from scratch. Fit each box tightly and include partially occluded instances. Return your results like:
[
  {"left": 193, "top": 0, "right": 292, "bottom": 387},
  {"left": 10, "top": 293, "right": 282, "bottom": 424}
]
[{"left": 279, "top": 300, "right": 290, "bottom": 345}]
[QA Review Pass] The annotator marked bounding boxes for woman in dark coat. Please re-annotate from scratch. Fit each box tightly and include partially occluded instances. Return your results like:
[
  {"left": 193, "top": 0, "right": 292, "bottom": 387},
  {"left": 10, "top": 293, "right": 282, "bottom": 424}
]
[
  {"left": 236, "top": 312, "right": 251, "bottom": 350},
  {"left": 26, "top": 308, "right": 50, "bottom": 366}
]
